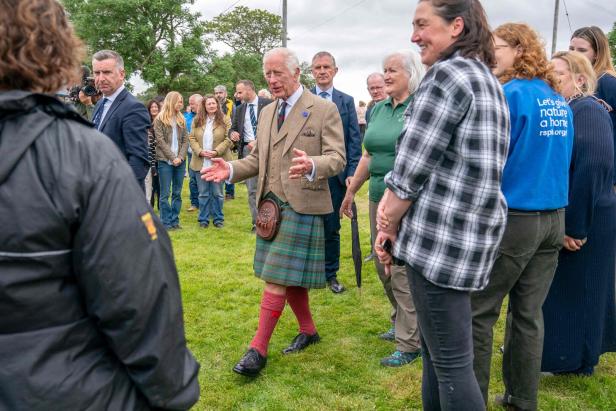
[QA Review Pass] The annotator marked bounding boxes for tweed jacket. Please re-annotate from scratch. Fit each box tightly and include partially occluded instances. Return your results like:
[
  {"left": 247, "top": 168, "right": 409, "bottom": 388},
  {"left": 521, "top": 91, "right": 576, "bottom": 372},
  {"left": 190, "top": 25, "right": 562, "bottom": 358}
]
[
  {"left": 153, "top": 117, "right": 189, "bottom": 162},
  {"left": 230, "top": 89, "right": 346, "bottom": 215},
  {"left": 188, "top": 116, "right": 233, "bottom": 171}
]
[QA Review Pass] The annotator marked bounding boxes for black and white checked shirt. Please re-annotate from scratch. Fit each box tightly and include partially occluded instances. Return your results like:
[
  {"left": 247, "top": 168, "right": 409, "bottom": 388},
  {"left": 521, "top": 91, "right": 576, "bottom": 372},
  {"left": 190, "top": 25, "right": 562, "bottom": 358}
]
[{"left": 385, "top": 54, "right": 510, "bottom": 291}]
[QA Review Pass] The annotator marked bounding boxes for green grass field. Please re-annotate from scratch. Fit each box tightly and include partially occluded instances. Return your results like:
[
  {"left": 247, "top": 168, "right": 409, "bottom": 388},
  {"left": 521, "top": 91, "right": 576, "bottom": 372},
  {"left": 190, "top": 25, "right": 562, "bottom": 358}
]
[{"left": 168, "top": 180, "right": 616, "bottom": 410}]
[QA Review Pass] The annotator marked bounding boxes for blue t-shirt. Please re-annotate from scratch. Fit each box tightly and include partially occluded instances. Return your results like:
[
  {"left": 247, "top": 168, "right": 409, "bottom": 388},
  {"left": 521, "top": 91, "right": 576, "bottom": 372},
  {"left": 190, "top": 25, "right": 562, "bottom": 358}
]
[
  {"left": 183, "top": 111, "right": 195, "bottom": 133},
  {"left": 501, "top": 78, "right": 574, "bottom": 210}
]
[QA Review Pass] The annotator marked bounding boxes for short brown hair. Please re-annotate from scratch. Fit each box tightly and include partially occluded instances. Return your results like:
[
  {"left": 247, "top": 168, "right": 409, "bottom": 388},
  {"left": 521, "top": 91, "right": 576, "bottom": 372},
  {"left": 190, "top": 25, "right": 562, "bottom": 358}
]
[
  {"left": 494, "top": 23, "right": 560, "bottom": 91},
  {"left": 237, "top": 79, "right": 255, "bottom": 91},
  {"left": 0, "top": 0, "right": 84, "bottom": 93}
]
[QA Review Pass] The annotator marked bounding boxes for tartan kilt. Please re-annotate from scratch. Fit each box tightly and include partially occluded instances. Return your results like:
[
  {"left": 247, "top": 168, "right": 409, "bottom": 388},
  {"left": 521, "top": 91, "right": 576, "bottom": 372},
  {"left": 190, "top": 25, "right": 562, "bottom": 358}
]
[{"left": 253, "top": 205, "right": 326, "bottom": 289}]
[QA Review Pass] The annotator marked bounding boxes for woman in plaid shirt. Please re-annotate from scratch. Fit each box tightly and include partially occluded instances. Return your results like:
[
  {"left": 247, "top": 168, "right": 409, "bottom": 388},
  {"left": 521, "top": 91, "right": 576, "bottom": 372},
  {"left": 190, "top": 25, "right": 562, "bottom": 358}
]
[{"left": 375, "top": 0, "right": 509, "bottom": 409}]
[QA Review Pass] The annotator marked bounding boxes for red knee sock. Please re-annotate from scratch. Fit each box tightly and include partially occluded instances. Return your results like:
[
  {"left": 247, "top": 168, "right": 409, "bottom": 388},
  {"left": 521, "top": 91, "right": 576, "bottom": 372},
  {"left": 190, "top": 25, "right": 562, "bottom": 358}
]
[
  {"left": 250, "top": 291, "right": 286, "bottom": 357},
  {"left": 286, "top": 286, "right": 317, "bottom": 335}
]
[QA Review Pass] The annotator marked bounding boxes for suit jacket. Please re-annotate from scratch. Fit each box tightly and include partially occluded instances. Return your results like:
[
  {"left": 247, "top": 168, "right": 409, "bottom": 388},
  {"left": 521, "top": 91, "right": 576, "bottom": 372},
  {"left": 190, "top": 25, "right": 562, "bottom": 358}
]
[
  {"left": 94, "top": 88, "right": 150, "bottom": 181},
  {"left": 311, "top": 87, "right": 361, "bottom": 184},
  {"left": 230, "top": 89, "right": 346, "bottom": 215},
  {"left": 153, "top": 117, "right": 189, "bottom": 163},
  {"left": 229, "top": 97, "right": 273, "bottom": 158},
  {"left": 189, "top": 117, "right": 233, "bottom": 171}
]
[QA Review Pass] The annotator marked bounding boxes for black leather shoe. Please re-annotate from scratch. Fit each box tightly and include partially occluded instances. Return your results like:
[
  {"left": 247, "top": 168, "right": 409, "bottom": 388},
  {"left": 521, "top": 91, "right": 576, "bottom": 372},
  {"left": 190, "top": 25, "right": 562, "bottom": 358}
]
[
  {"left": 282, "top": 332, "right": 321, "bottom": 354},
  {"left": 328, "top": 278, "right": 346, "bottom": 294},
  {"left": 232, "top": 348, "right": 267, "bottom": 377}
]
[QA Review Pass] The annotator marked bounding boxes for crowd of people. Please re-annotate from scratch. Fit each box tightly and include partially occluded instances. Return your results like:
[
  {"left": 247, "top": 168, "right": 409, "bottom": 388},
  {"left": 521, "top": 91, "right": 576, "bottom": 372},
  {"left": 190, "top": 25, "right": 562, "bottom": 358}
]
[{"left": 1, "top": 0, "right": 615, "bottom": 410}]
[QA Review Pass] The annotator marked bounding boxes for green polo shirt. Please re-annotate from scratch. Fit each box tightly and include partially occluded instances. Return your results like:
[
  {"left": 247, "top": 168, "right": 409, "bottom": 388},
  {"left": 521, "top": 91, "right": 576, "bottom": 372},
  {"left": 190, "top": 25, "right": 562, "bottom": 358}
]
[{"left": 363, "top": 95, "right": 412, "bottom": 203}]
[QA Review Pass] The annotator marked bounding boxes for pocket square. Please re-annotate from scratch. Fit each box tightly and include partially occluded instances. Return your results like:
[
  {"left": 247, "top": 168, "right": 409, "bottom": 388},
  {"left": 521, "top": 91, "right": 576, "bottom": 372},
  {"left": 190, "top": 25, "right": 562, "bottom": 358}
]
[{"left": 301, "top": 128, "right": 316, "bottom": 137}]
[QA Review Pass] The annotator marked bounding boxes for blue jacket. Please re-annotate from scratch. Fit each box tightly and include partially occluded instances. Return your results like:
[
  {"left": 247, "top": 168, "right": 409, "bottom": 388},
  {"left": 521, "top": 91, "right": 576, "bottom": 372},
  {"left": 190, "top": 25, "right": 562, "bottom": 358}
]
[
  {"left": 311, "top": 87, "right": 361, "bottom": 183},
  {"left": 501, "top": 78, "right": 574, "bottom": 210},
  {"left": 94, "top": 88, "right": 151, "bottom": 183}
]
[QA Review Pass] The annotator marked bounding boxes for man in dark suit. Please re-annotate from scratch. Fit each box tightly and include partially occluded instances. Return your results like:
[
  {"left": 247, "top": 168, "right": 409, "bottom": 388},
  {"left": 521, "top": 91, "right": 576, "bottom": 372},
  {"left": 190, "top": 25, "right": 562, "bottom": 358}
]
[
  {"left": 229, "top": 80, "right": 273, "bottom": 231},
  {"left": 92, "top": 50, "right": 150, "bottom": 190},
  {"left": 311, "top": 51, "right": 362, "bottom": 294}
]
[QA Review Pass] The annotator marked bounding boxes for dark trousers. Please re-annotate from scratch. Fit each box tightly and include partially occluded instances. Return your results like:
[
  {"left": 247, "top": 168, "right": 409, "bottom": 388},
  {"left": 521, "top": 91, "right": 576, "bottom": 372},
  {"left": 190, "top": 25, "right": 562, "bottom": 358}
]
[
  {"left": 471, "top": 210, "right": 564, "bottom": 411},
  {"left": 323, "top": 176, "right": 345, "bottom": 282},
  {"left": 408, "top": 266, "right": 485, "bottom": 411},
  {"left": 225, "top": 182, "right": 235, "bottom": 197},
  {"left": 187, "top": 152, "right": 199, "bottom": 207}
]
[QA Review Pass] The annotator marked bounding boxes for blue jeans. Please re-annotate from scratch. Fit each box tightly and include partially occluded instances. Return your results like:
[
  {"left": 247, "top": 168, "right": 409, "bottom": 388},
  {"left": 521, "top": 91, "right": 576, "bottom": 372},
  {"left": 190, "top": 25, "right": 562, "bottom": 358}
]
[
  {"left": 197, "top": 177, "right": 224, "bottom": 225},
  {"left": 187, "top": 152, "right": 199, "bottom": 207},
  {"left": 158, "top": 161, "right": 185, "bottom": 228},
  {"left": 408, "top": 266, "right": 485, "bottom": 411}
]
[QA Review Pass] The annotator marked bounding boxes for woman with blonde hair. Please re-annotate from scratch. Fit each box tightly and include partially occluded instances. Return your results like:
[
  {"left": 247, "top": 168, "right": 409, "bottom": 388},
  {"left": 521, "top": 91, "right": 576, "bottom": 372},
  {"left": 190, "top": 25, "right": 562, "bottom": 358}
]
[
  {"left": 471, "top": 23, "right": 573, "bottom": 410},
  {"left": 542, "top": 50, "right": 616, "bottom": 376},
  {"left": 189, "top": 95, "right": 232, "bottom": 228},
  {"left": 569, "top": 26, "right": 616, "bottom": 186},
  {"left": 154, "top": 91, "right": 188, "bottom": 230}
]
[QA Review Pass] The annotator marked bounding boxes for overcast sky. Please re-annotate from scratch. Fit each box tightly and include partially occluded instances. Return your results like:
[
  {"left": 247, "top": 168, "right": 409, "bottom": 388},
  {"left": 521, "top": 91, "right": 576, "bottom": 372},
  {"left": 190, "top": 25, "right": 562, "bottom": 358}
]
[{"left": 182, "top": 0, "right": 615, "bottom": 103}]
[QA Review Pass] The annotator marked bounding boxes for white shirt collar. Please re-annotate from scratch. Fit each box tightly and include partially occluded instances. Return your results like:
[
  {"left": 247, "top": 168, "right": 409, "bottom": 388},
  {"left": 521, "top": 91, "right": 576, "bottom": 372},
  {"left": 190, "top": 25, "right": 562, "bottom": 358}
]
[
  {"left": 315, "top": 84, "right": 334, "bottom": 98},
  {"left": 248, "top": 95, "right": 259, "bottom": 106},
  {"left": 280, "top": 85, "right": 304, "bottom": 110},
  {"left": 104, "top": 84, "right": 125, "bottom": 103}
]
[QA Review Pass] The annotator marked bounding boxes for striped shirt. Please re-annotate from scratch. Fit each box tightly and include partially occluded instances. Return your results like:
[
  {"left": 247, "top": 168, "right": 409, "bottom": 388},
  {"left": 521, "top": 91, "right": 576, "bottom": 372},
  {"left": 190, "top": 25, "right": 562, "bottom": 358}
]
[{"left": 385, "top": 54, "right": 510, "bottom": 291}]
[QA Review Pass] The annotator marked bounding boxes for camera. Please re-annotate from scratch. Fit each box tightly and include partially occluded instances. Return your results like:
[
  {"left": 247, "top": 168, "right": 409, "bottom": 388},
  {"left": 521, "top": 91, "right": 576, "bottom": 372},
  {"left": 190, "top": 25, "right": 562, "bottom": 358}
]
[{"left": 68, "top": 66, "right": 100, "bottom": 103}]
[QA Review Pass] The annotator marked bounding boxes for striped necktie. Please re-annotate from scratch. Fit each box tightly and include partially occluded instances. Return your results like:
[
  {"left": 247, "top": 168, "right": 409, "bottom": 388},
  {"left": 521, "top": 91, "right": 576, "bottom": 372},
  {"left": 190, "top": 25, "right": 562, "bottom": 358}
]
[
  {"left": 92, "top": 98, "right": 108, "bottom": 130},
  {"left": 249, "top": 103, "right": 257, "bottom": 136},
  {"left": 277, "top": 101, "right": 287, "bottom": 131},
  {"left": 318, "top": 91, "right": 329, "bottom": 100}
]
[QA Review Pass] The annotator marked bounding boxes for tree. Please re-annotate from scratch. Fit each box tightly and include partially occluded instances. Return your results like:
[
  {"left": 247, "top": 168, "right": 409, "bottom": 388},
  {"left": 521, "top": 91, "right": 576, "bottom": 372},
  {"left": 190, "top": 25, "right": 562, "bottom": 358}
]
[
  {"left": 62, "top": 0, "right": 210, "bottom": 94},
  {"left": 205, "top": 6, "right": 282, "bottom": 56},
  {"left": 609, "top": 22, "right": 616, "bottom": 69}
]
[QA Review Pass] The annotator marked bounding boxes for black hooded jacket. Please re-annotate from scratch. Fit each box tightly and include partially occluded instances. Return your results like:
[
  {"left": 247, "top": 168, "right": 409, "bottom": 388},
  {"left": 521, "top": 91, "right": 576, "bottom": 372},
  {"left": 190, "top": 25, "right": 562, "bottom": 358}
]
[{"left": 0, "top": 91, "right": 200, "bottom": 410}]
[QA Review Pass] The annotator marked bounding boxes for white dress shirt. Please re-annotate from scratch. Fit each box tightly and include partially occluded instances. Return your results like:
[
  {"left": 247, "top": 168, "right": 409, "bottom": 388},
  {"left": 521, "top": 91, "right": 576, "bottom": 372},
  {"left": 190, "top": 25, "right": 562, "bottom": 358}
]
[
  {"left": 99, "top": 84, "right": 125, "bottom": 127},
  {"left": 242, "top": 96, "right": 259, "bottom": 142}
]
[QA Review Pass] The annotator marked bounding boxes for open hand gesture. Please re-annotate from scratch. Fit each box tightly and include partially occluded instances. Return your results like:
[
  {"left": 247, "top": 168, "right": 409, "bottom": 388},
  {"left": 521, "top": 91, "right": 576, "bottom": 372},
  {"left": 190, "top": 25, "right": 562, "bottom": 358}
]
[
  {"left": 288, "top": 148, "right": 313, "bottom": 179},
  {"left": 201, "top": 157, "right": 230, "bottom": 183}
]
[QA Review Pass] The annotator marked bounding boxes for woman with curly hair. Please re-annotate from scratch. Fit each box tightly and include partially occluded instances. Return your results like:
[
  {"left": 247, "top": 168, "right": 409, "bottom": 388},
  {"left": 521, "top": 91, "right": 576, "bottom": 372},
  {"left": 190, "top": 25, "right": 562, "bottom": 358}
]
[
  {"left": 570, "top": 26, "right": 616, "bottom": 187},
  {"left": 471, "top": 23, "right": 574, "bottom": 411}
]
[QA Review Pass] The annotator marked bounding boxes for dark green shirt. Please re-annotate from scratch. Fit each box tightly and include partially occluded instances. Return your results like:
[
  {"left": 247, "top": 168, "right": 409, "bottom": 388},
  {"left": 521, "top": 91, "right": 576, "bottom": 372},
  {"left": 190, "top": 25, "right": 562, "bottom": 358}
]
[{"left": 363, "top": 95, "right": 412, "bottom": 202}]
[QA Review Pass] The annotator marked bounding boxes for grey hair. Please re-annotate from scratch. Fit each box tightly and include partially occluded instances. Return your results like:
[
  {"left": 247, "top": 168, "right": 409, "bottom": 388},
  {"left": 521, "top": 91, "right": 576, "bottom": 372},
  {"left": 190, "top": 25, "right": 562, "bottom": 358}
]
[
  {"left": 214, "top": 85, "right": 227, "bottom": 93},
  {"left": 366, "top": 72, "right": 384, "bottom": 85},
  {"left": 263, "top": 47, "right": 300, "bottom": 74},
  {"left": 92, "top": 50, "right": 124, "bottom": 70},
  {"left": 312, "top": 51, "right": 337, "bottom": 67},
  {"left": 382, "top": 50, "right": 426, "bottom": 94}
]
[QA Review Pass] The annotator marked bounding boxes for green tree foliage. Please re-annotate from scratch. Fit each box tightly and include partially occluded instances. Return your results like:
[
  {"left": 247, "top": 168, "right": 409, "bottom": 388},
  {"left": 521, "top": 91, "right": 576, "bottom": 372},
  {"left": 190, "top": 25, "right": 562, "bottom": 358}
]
[
  {"left": 205, "top": 6, "right": 282, "bottom": 56},
  {"left": 62, "top": 0, "right": 209, "bottom": 94},
  {"left": 609, "top": 22, "right": 616, "bottom": 68}
]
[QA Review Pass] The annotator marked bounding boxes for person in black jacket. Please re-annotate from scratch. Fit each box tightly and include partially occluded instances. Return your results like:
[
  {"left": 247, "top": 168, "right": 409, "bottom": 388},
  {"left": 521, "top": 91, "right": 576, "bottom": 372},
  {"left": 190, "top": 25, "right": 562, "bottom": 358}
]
[
  {"left": 0, "top": 1, "right": 200, "bottom": 409},
  {"left": 229, "top": 79, "right": 273, "bottom": 230}
]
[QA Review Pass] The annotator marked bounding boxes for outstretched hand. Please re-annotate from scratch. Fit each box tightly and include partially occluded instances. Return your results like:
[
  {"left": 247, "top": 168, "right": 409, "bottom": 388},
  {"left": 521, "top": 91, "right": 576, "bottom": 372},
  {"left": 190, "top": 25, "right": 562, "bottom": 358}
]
[
  {"left": 288, "top": 148, "right": 313, "bottom": 179},
  {"left": 201, "top": 157, "right": 230, "bottom": 183}
]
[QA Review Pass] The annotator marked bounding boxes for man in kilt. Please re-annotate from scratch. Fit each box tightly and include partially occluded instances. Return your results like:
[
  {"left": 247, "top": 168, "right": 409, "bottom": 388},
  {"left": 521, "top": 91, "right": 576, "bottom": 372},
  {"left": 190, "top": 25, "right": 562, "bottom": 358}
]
[{"left": 203, "top": 47, "right": 346, "bottom": 376}]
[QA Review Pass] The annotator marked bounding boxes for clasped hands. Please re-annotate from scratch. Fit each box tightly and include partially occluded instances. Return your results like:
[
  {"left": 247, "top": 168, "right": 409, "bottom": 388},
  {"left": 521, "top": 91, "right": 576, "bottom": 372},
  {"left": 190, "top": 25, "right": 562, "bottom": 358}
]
[{"left": 200, "top": 148, "right": 312, "bottom": 183}]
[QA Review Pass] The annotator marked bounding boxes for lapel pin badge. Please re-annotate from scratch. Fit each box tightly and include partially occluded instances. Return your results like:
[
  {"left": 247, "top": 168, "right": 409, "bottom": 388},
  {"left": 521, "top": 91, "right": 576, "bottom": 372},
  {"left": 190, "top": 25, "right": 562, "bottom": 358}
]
[{"left": 302, "top": 111, "right": 309, "bottom": 118}]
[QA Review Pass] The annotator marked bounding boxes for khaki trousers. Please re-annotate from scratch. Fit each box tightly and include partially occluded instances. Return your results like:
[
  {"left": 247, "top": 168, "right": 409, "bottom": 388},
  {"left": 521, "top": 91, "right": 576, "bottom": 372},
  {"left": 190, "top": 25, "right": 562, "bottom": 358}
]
[{"left": 370, "top": 201, "right": 420, "bottom": 352}]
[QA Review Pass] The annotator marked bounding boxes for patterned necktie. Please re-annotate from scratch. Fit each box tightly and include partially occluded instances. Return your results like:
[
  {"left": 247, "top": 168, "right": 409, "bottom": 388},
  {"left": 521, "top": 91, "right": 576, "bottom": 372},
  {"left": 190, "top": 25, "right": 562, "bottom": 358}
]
[
  {"left": 249, "top": 103, "right": 257, "bottom": 136},
  {"left": 318, "top": 91, "right": 329, "bottom": 100},
  {"left": 92, "top": 98, "right": 108, "bottom": 130},
  {"left": 277, "top": 101, "right": 287, "bottom": 131}
]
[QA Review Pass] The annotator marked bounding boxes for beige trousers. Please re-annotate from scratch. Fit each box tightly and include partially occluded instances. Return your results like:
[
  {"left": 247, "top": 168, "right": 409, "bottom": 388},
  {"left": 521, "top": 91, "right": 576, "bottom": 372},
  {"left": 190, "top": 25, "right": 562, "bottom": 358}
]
[{"left": 369, "top": 200, "right": 420, "bottom": 352}]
